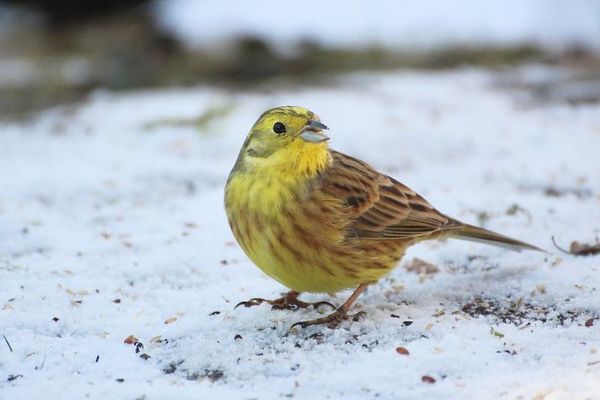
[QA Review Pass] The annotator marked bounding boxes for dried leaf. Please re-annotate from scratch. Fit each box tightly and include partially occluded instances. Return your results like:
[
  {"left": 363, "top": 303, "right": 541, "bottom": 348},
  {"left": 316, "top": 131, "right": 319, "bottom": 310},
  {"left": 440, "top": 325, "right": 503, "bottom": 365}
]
[
  {"left": 552, "top": 237, "right": 600, "bottom": 256},
  {"left": 585, "top": 318, "right": 594, "bottom": 327},
  {"left": 164, "top": 317, "right": 178, "bottom": 324},
  {"left": 124, "top": 335, "right": 138, "bottom": 344},
  {"left": 405, "top": 258, "right": 439, "bottom": 274},
  {"left": 535, "top": 284, "right": 547, "bottom": 294},
  {"left": 150, "top": 335, "right": 162, "bottom": 344},
  {"left": 490, "top": 327, "right": 505, "bottom": 338},
  {"left": 570, "top": 241, "right": 600, "bottom": 256}
]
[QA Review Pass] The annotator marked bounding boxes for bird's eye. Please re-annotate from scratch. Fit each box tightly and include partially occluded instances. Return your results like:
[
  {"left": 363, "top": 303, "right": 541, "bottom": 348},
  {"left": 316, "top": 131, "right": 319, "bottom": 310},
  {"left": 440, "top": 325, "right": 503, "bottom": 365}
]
[{"left": 273, "top": 122, "right": 286, "bottom": 134}]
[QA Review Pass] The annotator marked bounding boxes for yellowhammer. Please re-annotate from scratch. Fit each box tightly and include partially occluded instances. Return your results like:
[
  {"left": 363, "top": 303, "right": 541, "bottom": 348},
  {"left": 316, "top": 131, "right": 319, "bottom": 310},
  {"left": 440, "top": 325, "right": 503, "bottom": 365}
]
[{"left": 225, "top": 106, "right": 542, "bottom": 328}]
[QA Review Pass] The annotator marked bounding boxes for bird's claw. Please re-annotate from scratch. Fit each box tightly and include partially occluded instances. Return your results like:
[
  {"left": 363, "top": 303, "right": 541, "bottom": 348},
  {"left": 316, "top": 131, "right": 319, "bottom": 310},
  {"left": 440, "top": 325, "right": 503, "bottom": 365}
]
[
  {"left": 272, "top": 299, "right": 336, "bottom": 311},
  {"left": 234, "top": 298, "right": 270, "bottom": 309},
  {"left": 291, "top": 309, "right": 366, "bottom": 330},
  {"left": 235, "top": 292, "right": 336, "bottom": 311}
]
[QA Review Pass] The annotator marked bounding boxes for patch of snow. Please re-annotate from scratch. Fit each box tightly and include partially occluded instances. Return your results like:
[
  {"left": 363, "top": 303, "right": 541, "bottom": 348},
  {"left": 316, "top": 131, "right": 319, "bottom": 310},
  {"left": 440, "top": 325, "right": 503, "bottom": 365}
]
[{"left": 1, "top": 68, "right": 600, "bottom": 399}]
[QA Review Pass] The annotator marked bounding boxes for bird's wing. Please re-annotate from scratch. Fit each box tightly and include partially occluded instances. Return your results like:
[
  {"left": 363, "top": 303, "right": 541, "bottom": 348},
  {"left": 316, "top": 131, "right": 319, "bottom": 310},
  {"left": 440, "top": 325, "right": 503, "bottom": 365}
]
[{"left": 320, "top": 151, "right": 455, "bottom": 240}]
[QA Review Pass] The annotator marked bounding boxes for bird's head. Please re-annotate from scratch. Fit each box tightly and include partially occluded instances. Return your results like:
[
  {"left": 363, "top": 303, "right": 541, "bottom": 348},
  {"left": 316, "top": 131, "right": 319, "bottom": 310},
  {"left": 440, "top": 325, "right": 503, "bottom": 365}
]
[{"left": 235, "top": 106, "right": 330, "bottom": 176}]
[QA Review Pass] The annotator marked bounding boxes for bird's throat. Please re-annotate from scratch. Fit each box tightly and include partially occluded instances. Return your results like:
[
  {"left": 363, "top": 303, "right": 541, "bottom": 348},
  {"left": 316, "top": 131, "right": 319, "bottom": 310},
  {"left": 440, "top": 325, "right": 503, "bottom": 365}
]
[
  {"left": 247, "top": 140, "right": 331, "bottom": 180},
  {"left": 228, "top": 141, "right": 330, "bottom": 214}
]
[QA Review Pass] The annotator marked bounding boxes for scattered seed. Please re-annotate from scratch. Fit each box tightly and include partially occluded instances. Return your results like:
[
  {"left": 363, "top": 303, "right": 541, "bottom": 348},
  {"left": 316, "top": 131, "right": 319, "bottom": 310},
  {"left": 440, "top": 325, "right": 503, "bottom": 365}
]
[
  {"left": 395, "top": 347, "right": 410, "bottom": 355},
  {"left": 403, "top": 321, "right": 414, "bottom": 326},
  {"left": 135, "top": 342, "right": 144, "bottom": 353},
  {"left": 518, "top": 322, "right": 531, "bottom": 330},
  {"left": 422, "top": 375, "right": 436, "bottom": 384},
  {"left": 164, "top": 317, "right": 177, "bottom": 324},
  {"left": 405, "top": 258, "right": 439, "bottom": 274},
  {"left": 490, "top": 327, "right": 505, "bottom": 338},
  {"left": 150, "top": 336, "right": 162, "bottom": 344},
  {"left": 52, "top": 317, "right": 59, "bottom": 322},
  {"left": 113, "top": 299, "right": 121, "bottom": 304},
  {"left": 205, "top": 369, "right": 224, "bottom": 382},
  {"left": 234, "top": 334, "right": 243, "bottom": 341},
  {"left": 535, "top": 284, "right": 547, "bottom": 294},
  {"left": 163, "top": 360, "right": 183, "bottom": 374},
  {"left": 209, "top": 311, "right": 221, "bottom": 316},
  {"left": 139, "top": 353, "right": 151, "bottom": 360},
  {"left": 116, "top": 378, "right": 124, "bottom": 383},
  {"left": 95, "top": 355, "right": 100, "bottom": 362},
  {"left": 585, "top": 318, "right": 594, "bottom": 327}
]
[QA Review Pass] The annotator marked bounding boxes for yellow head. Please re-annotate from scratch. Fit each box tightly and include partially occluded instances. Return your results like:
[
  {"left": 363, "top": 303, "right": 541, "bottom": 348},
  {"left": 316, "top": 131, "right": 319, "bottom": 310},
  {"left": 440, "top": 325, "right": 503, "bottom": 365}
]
[{"left": 231, "top": 106, "right": 331, "bottom": 177}]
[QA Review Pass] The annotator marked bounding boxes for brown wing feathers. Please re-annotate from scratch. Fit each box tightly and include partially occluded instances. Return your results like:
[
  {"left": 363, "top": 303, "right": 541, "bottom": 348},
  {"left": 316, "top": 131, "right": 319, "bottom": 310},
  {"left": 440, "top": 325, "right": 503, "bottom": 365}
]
[
  {"left": 322, "top": 151, "right": 454, "bottom": 241},
  {"left": 320, "top": 151, "right": 543, "bottom": 252}
]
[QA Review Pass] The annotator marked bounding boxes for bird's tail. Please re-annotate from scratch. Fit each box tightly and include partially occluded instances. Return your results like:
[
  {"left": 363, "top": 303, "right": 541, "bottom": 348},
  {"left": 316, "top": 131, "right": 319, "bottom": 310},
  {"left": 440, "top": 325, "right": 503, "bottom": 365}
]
[{"left": 446, "top": 219, "right": 544, "bottom": 252}]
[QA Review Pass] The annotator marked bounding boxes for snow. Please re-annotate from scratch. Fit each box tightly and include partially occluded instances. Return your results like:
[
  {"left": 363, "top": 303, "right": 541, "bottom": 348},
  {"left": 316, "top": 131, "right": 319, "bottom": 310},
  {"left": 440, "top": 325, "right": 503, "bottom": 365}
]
[
  {"left": 1, "top": 68, "right": 600, "bottom": 399},
  {"left": 155, "top": 0, "right": 600, "bottom": 52}
]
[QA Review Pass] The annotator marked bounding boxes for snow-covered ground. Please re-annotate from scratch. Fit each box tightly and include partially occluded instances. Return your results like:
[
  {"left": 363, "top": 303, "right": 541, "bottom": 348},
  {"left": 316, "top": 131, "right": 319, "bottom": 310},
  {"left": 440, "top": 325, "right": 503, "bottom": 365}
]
[
  {"left": 1, "top": 68, "right": 599, "bottom": 399},
  {"left": 155, "top": 0, "right": 600, "bottom": 52}
]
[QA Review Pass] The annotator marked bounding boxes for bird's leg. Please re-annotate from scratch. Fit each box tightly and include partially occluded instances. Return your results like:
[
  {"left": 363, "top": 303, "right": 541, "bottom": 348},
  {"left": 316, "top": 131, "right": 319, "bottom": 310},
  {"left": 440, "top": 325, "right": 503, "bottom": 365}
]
[
  {"left": 235, "top": 291, "right": 336, "bottom": 311},
  {"left": 291, "top": 283, "right": 368, "bottom": 329}
]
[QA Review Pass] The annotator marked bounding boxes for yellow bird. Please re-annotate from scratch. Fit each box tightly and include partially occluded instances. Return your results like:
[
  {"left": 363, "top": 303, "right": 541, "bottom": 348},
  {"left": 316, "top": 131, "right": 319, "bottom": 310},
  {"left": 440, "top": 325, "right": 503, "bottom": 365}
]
[{"left": 225, "top": 106, "right": 542, "bottom": 328}]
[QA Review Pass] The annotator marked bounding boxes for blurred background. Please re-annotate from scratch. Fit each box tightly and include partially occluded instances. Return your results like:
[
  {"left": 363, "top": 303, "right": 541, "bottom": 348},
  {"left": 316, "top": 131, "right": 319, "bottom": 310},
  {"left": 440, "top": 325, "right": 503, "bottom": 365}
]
[{"left": 1, "top": 0, "right": 599, "bottom": 119}]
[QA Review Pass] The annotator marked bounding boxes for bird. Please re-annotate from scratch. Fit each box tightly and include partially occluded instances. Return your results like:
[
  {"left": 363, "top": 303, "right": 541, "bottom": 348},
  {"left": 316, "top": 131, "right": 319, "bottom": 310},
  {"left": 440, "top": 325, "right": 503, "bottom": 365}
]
[{"left": 224, "top": 106, "right": 542, "bottom": 329}]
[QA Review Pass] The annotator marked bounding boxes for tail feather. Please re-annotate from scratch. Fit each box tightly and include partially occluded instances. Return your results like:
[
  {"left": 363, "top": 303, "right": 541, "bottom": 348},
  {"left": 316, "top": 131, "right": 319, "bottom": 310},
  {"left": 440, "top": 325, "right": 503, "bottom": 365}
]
[{"left": 446, "top": 220, "right": 544, "bottom": 252}]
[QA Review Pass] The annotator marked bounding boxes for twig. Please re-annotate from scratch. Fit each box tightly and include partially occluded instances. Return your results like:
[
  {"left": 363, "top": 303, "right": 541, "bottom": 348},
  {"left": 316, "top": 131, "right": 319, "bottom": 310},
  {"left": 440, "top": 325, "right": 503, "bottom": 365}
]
[
  {"left": 552, "top": 236, "right": 600, "bottom": 256},
  {"left": 551, "top": 236, "right": 571, "bottom": 255},
  {"left": 36, "top": 355, "right": 46, "bottom": 370},
  {"left": 3, "top": 334, "right": 13, "bottom": 352}
]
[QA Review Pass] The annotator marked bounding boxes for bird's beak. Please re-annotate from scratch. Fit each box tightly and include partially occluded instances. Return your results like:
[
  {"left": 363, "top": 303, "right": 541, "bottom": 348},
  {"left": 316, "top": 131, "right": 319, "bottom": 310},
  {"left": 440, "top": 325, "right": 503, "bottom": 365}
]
[{"left": 300, "top": 120, "right": 329, "bottom": 143}]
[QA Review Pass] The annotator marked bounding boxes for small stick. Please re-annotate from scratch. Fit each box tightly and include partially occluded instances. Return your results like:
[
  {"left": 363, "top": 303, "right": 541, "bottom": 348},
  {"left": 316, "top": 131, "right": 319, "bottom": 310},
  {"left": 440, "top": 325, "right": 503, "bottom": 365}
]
[
  {"left": 3, "top": 334, "right": 13, "bottom": 352},
  {"left": 551, "top": 236, "right": 572, "bottom": 255}
]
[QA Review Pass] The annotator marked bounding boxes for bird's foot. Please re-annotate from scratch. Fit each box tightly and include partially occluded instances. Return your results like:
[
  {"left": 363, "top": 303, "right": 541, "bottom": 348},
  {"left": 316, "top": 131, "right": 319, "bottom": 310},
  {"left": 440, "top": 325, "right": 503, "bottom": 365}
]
[
  {"left": 291, "top": 308, "right": 366, "bottom": 329},
  {"left": 235, "top": 291, "right": 336, "bottom": 311}
]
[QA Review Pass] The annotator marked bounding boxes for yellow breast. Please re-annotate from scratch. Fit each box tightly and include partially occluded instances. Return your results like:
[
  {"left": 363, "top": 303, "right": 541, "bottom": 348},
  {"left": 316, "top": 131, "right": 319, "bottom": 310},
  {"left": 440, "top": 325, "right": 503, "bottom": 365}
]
[{"left": 225, "top": 173, "right": 397, "bottom": 292}]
